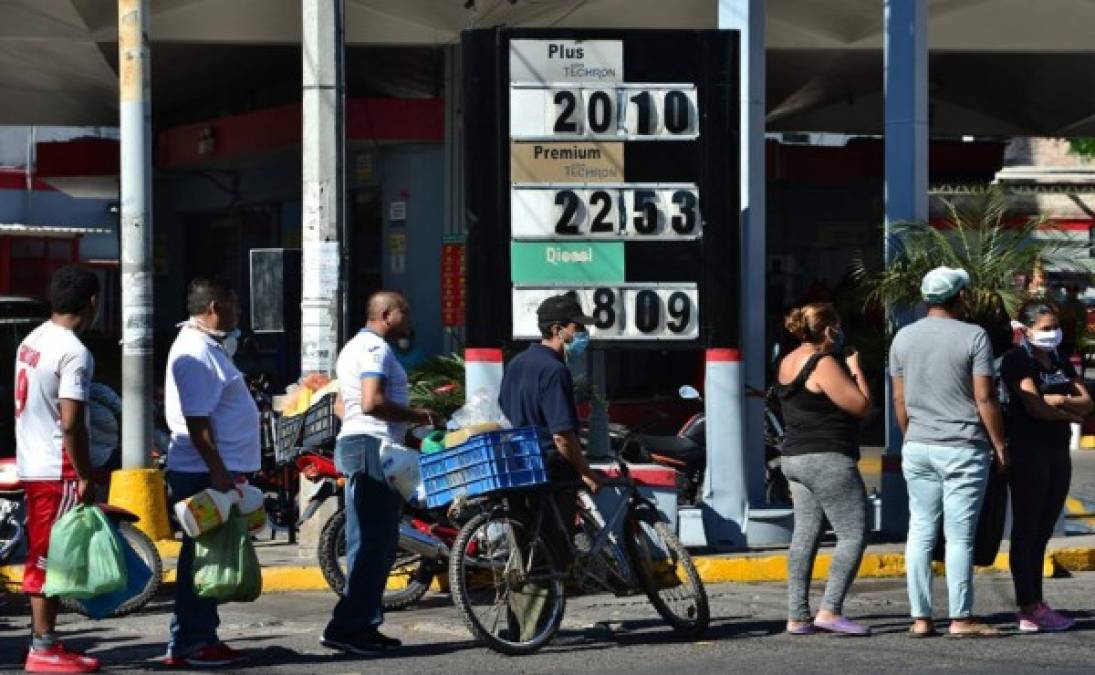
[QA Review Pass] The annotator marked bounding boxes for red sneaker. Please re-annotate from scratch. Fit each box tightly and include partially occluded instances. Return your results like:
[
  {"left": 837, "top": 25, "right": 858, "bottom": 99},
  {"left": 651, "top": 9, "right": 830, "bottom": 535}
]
[
  {"left": 24, "top": 643, "right": 100, "bottom": 673},
  {"left": 163, "top": 643, "right": 243, "bottom": 668}
]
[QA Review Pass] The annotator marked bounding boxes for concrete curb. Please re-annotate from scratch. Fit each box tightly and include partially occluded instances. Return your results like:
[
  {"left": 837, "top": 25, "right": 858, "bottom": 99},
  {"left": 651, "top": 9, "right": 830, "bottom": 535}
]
[{"left": 4, "top": 543, "right": 1090, "bottom": 595}]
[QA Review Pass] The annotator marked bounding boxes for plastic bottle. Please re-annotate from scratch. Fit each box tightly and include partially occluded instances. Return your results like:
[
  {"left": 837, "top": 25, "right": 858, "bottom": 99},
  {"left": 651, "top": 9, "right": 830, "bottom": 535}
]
[
  {"left": 174, "top": 488, "right": 240, "bottom": 538},
  {"left": 235, "top": 481, "right": 268, "bottom": 533}
]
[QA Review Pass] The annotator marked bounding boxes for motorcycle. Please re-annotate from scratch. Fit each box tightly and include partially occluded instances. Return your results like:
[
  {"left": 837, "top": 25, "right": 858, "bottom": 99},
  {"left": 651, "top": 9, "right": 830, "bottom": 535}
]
[
  {"left": 0, "top": 457, "right": 163, "bottom": 617},
  {"left": 297, "top": 450, "right": 462, "bottom": 611},
  {"left": 618, "top": 384, "right": 791, "bottom": 506},
  {"left": 248, "top": 373, "right": 300, "bottom": 537}
]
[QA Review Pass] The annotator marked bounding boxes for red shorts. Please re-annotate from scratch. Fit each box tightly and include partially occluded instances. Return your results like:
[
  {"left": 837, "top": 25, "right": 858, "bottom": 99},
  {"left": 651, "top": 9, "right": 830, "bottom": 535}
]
[{"left": 22, "top": 480, "right": 79, "bottom": 595}]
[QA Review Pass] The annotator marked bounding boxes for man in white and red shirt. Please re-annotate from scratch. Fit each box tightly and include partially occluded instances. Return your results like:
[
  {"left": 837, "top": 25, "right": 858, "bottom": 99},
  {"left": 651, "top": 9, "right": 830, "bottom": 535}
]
[{"left": 14, "top": 266, "right": 101, "bottom": 673}]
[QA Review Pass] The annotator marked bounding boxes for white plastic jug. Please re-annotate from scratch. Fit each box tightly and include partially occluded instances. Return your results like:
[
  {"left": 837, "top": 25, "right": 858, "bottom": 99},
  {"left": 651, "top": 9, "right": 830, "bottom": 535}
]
[
  {"left": 174, "top": 488, "right": 240, "bottom": 538},
  {"left": 379, "top": 442, "right": 424, "bottom": 502},
  {"left": 235, "top": 482, "right": 267, "bottom": 533}
]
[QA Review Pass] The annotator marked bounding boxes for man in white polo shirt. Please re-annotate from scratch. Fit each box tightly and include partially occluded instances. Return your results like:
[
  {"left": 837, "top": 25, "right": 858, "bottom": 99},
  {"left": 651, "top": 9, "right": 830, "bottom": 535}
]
[
  {"left": 320, "top": 291, "right": 442, "bottom": 655},
  {"left": 15, "top": 266, "right": 101, "bottom": 673},
  {"left": 163, "top": 278, "right": 259, "bottom": 668}
]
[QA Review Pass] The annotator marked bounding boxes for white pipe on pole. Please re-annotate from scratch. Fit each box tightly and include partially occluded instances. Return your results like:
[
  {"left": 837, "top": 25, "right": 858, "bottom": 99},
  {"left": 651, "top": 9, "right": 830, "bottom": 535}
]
[{"left": 301, "top": 0, "right": 346, "bottom": 374}]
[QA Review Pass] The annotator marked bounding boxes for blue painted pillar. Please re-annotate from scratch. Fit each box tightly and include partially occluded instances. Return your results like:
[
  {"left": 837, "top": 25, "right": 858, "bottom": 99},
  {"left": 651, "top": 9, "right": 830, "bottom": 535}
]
[
  {"left": 882, "top": 0, "right": 928, "bottom": 536},
  {"left": 709, "top": 0, "right": 769, "bottom": 549}
]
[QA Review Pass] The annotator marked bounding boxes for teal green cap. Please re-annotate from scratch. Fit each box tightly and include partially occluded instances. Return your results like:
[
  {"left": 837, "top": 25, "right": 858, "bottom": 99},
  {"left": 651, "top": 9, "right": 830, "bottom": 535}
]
[{"left": 921, "top": 266, "right": 970, "bottom": 303}]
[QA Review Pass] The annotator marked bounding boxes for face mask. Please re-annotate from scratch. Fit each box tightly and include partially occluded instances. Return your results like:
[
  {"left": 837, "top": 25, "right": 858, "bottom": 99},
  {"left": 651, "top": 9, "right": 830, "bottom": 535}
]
[
  {"left": 180, "top": 320, "right": 240, "bottom": 348},
  {"left": 564, "top": 329, "right": 590, "bottom": 358},
  {"left": 223, "top": 333, "right": 239, "bottom": 357},
  {"left": 1029, "top": 328, "right": 1063, "bottom": 352}
]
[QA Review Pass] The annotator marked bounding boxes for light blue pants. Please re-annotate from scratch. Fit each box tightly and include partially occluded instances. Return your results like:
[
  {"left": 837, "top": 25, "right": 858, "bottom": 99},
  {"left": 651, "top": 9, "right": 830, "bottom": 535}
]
[{"left": 902, "top": 441, "right": 990, "bottom": 620}]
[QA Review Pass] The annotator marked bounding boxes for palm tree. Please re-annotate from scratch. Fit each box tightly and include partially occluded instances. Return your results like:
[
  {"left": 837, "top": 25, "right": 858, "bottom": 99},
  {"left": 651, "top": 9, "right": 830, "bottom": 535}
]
[{"left": 851, "top": 185, "right": 1086, "bottom": 342}]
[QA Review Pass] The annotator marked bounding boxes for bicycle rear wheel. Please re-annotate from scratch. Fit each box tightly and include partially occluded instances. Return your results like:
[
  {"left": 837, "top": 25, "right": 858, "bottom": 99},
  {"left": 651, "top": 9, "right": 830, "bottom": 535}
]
[
  {"left": 63, "top": 520, "right": 163, "bottom": 618},
  {"left": 449, "top": 508, "right": 565, "bottom": 655},
  {"left": 624, "top": 503, "right": 709, "bottom": 637}
]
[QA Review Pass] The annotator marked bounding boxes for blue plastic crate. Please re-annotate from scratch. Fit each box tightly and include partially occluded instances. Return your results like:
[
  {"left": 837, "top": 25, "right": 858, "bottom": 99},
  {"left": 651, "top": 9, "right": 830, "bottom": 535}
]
[{"left": 418, "top": 427, "right": 550, "bottom": 508}]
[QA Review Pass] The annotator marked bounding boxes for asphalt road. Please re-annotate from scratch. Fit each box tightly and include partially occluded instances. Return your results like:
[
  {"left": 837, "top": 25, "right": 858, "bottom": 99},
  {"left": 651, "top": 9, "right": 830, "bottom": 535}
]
[{"left": 3, "top": 572, "right": 1095, "bottom": 673}]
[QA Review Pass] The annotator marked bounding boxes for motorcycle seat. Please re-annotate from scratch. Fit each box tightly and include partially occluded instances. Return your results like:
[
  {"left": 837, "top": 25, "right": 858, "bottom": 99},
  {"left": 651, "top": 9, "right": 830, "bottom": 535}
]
[{"left": 637, "top": 434, "right": 702, "bottom": 460}]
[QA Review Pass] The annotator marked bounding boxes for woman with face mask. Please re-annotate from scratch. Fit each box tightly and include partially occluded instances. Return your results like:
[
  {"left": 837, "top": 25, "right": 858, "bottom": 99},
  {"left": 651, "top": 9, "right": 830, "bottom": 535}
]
[
  {"left": 1001, "top": 300, "right": 1094, "bottom": 632},
  {"left": 776, "top": 302, "right": 873, "bottom": 636}
]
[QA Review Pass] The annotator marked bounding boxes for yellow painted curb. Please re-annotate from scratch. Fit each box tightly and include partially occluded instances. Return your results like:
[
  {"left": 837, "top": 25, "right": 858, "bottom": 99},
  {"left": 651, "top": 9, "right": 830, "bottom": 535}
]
[
  {"left": 1, "top": 545, "right": 1088, "bottom": 595},
  {"left": 857, "top": 456, "right": 882, "bottom": 476},
  {"left": 1065, "top": 496, "right": 1095, "bottom": 531},
  {"left": 154, "top": 539, "right": 182, "bottom": 559},
  {"left": 1080, "top": 435, "right": 1095, "bottom": 449},
  {"left": 108, "top": 468, "right": 172, "bottom": 541}
]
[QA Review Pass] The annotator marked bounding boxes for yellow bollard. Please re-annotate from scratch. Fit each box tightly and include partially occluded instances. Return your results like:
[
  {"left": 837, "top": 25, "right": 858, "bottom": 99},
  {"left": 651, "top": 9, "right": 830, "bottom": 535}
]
[{"left": 108, "top": 468, "right": 173, "bottom": 541}]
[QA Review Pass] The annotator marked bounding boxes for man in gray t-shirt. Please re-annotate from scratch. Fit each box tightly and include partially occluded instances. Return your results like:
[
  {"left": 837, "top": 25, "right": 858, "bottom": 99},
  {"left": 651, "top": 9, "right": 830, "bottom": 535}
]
[
  {"left": 890, "top": 266, "right": 1009, "bottom": 638},
  {"left": 889, "top": 314, "right": 995, "bottom": 447}
]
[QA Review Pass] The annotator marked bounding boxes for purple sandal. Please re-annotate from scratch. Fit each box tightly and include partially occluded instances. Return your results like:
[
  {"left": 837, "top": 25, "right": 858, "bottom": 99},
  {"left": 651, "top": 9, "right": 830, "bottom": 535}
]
[
  {"left": 813, "top": 617, "right": 871, "bottom": 636},
  {"left": 787, "top": 623, "right": 817, "bottom": 635}
]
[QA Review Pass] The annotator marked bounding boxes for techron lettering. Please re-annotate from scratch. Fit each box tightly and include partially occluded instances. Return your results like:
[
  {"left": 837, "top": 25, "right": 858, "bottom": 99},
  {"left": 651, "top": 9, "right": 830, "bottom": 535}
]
[
  {"left": 564, "top": 164, "right": 617, "bottom": 178},
  {"left": 563, "top": 65, "right": 616, "bottom": 78}
]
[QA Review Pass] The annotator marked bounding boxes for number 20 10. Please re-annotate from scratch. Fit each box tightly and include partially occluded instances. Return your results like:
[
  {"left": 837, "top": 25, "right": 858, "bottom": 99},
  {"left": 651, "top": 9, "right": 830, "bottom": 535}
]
[{"left": 551, "top": 88, "right": 697, "bottom": 138}]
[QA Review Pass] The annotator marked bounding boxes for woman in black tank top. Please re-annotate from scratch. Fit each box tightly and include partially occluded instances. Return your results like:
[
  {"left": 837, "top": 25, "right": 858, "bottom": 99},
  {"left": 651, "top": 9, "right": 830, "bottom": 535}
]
[{"left": 777, "top": 303, "right": 872, "bottom": 637}]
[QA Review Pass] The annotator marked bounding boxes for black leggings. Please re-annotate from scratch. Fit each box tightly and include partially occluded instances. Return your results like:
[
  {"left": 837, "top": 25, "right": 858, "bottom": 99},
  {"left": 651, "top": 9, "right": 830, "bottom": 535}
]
[{"left": 1008, "top": 447, "right": 1071, "bottom": 608}]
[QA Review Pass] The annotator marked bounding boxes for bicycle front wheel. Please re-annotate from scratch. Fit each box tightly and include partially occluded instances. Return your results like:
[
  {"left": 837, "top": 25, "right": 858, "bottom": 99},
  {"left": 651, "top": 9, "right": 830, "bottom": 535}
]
[
  {"left": 449, "top": 508, "right": 565, "bottom": 655},
  {"left": 624, "top": 504, "right": 709, "bottom": 637}
]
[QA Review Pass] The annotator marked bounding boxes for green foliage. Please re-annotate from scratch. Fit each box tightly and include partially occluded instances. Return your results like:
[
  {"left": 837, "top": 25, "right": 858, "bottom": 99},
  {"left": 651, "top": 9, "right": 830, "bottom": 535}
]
[
  {"left": 1069, "top": 138, "right": 1095, "bottom": 159},
  {"left": 407, "top": 353, "right": 466, "bottom": 417},
  {"left": 851, "top": 185, "right": 1085, "bottom": 334}
]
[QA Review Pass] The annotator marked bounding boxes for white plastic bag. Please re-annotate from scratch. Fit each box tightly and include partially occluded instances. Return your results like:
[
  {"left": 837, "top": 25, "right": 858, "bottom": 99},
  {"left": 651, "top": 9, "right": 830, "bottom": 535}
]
[
  {"left": 450, "top": 388, "right": 511, "bottom": 430},
  {"left": 379, "top": 442, "right": 425, "bottom": 506}
]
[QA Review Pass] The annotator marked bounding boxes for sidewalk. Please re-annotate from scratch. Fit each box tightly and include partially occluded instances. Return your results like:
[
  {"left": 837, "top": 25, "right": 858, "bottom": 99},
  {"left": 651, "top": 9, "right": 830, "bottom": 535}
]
[
  {"left": 9, "top": 531, "right": 1094, "bottom": 594},
  {"left": 146, "top": 531, "right": 1095, "bottom": 589},
  {"left": 251, "top": 532, "right": 1095, "bottom": 589}
]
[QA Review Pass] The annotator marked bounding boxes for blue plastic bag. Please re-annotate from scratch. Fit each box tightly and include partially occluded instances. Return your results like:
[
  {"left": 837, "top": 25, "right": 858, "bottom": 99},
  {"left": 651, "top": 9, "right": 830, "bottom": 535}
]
[
  {"left": 43, "top": 505, "right": 127, "bottom": 599},
  {"left": 69, "top": 528, "right": 153, "bottom": 619}
]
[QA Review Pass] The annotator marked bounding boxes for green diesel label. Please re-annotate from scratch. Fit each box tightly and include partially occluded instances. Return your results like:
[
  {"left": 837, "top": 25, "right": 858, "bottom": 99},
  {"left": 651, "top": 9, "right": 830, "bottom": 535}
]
[{"left": 510, "top": 242, "right": 625, "bottom": 284}]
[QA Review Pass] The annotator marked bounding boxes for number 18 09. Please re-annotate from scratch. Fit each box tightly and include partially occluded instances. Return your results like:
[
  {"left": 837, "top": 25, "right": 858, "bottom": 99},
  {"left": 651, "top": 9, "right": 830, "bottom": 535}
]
[{"left": 564, "top": 287, "right": 698, "bottom": 339}]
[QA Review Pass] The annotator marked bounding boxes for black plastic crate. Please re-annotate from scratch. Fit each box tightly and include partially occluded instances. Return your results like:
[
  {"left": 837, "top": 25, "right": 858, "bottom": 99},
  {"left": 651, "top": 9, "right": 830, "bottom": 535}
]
[
  {"left": 300, "top": 393, "right": 340, "bottom": 449},
  {"left": 274, "top": 412, "right": 306, "bottom": 465}
]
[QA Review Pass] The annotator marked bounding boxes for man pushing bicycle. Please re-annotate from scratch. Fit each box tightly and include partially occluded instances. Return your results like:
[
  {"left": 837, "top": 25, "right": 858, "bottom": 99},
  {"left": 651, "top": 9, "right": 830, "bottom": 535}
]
[{"left": 498, "top": 294, "right": 603, "bottom": 495}]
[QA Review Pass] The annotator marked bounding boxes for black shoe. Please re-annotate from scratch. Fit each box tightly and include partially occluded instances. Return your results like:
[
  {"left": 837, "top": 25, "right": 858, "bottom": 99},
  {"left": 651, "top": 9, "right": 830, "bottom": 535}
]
[{"left": 320, "top": 629, "right": 402, "bottom": 655}]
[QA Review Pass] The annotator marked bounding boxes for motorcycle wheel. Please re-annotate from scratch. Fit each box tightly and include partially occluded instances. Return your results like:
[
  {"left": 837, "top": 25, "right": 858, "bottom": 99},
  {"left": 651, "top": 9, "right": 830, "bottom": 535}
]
[
  {"left": 62, "top": 520, "right": 163, "bottom": 618},
  {"left": 317, "top": 508, "right": 434, "bottom": 611}
]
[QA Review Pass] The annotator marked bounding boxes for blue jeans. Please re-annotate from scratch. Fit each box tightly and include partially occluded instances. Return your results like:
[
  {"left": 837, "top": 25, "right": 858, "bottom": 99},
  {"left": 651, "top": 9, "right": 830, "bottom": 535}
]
[
  {"left": 327, "top": 434, "right": 403, "bottom": 635},
  {"left": 902, "top": 442, "right": 991, "bottom": 619},
  {"left": 166, "top": 470, "right": 237, "bottom": 656}
]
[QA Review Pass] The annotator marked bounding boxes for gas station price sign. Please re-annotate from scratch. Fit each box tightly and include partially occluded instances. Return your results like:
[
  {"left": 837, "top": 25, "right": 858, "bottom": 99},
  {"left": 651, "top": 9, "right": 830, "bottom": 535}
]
[{"left": 463, "top": 29, "right": 739, "bottom": 348}]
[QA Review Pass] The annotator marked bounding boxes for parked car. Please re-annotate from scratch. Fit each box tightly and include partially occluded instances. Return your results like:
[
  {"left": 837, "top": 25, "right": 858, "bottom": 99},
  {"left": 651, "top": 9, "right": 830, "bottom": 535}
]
[{"left": 0, "top": 296, "right": 50, "bottom": 458}]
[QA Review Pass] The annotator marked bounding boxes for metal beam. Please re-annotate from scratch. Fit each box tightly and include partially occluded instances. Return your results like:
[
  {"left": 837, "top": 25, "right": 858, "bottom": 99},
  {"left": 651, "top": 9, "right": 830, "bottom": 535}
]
[
  {"left": 713, "top": 0, "right": 770, "bottom": 549},
  {"left": 118, "top": 0, "right": 153, "bottom": 469},
  {"left": 882, "top": 0, "right": 929, "bottom": 536},
  {"left": 301, "top": 0, "right": 346, "bottom": 374}
]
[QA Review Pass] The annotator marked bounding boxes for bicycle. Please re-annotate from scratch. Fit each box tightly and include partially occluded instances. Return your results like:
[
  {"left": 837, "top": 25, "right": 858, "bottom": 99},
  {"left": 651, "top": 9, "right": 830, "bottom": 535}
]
[{"left": 447, "top": 460, "right": 709, "bottom": 655}]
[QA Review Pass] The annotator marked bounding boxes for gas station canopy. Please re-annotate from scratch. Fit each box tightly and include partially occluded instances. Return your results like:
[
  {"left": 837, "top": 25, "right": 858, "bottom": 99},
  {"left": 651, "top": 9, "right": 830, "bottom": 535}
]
[{"left": 4, "top": 0, "right": 1095, "bottom": 135}]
